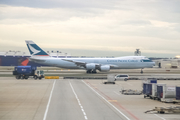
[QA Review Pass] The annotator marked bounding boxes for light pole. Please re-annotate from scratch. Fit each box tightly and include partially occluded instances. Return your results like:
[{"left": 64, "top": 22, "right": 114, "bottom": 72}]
[
  {"left": 13, "top": 51, "right": 20, "bottom": 57},
  {"left": 57, "top": 51, "right": 59, "bottom": 58},
  {"left": 4, "top": 51, "right": 8, "bottom": 57},
  {"left": 22, "top": 52, "right": 25, "bottom": 57}
]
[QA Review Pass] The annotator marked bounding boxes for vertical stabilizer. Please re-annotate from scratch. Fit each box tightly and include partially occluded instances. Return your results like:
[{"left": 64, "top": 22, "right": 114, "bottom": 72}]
[{"left": 25, "top": 40, "right": 49, "bottom": 56}]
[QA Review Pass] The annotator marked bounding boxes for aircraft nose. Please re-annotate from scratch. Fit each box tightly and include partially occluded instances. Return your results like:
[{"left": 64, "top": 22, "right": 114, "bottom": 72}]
[{"left": 152, "top": 62, "right": 155, "bottom": 66}]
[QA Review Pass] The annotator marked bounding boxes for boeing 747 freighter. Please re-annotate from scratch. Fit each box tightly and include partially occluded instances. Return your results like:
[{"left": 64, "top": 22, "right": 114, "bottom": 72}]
[{"left": 25, "top": 40, "right": 155, "bottom": 73}]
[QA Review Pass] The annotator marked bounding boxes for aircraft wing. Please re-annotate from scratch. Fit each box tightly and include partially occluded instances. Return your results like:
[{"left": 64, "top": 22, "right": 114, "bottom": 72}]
[
  {"left": 62, "top": 59, "right": 87, "bottom": 68},
  {"left": 62, "top": 59, "right": 117, "bottom": 69},
  {"left": 109, "top": 64, "right": 118, "bottom": 68}
]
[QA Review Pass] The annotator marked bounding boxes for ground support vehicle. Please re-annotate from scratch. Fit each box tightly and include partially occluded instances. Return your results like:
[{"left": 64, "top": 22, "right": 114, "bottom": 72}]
[
  {"left": 173, "top": 99, "right": 180, "bottom": 104},
  {"left": 150, "top": 83, "right": 166, "bottom": 100},
  {"left": 143, "top": 79, "right": 157, "bottom": 99},
  {"left": 115, "top": 74, "right": 129, "bottom": 81},
  {"left": 143, "top": 83, "right": 152, "bottom": 98},
  {"left": 33, "top": 70, "right": 44, "bottom": 80},
  {"left": 104, "top": 74, "right": 115, "bottom": 84},
  {"left": 173, "top": 86, "right": 180, "bottom": 104},
  {"left": 145, "top": 106, "right": 180, "bottom": 114},
  {"left": 157, "top": 84, "right": 176, "bottom": 103},
  {"left": 121, "top": 89, "right": 142, "bottom": 95},
  {"left": 13, "top": 66, "right": 44, "bottom": 80}
]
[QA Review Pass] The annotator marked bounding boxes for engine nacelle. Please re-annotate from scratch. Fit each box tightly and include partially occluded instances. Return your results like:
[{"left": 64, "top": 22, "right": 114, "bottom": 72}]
[
  {"left": 86, "top": 63, "right": 96, "bottom": 70},
  {"left": 99, "top": 65, "right": 110, "bottom": 72}
]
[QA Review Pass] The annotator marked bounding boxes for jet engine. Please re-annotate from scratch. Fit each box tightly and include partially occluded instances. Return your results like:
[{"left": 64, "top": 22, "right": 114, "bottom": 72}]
[
  {"left": 99, "top": 65, "right": 110, "bottom": 72},
  {"left": 86, "top": 63, "right": 96, "bottom": 70}
]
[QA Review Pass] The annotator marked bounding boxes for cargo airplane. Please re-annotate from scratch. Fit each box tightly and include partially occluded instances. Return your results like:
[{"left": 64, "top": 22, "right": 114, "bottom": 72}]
[{"left": 25, "top": 40, "right": 155, "bottom": 73}]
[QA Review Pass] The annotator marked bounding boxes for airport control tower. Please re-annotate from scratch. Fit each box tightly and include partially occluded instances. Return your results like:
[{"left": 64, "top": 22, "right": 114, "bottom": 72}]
[{"left": 134, "top": 49, "right": 141, "bottom": 56}]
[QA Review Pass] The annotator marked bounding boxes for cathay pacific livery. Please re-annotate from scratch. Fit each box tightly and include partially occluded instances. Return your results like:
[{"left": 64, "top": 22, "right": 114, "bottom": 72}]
[{"left": 25, "top": 40, "right": 155, "bottom": 73}]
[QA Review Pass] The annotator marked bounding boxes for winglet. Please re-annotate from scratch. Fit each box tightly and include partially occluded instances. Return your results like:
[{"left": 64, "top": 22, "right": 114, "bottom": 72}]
[{"left": 25, "top": 40, "right": 49, "bottom": 56}]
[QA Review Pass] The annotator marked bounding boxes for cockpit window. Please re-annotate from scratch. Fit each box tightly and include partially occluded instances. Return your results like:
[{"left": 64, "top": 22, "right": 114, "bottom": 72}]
[{"left": 142, "top": 59, "right": 153, "bottom": 62}]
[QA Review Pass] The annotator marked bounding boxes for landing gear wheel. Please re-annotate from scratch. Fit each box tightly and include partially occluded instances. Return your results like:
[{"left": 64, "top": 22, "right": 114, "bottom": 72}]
[
  {"left": 25, "top": 76, "right": 29, "bottom": 79},
  {"left": 21, "top": 75, "right": 24, "bottom": 80},
  {"left": 86, "top": 70, "right": 90, "bottom": 73},
  {"left": 34, "top": 76, "right": 37, "bottom": 80},
  {"left": 16, "top": 75, "right": 20, "bottom": 79},
  {"left": 92, "top": 69, "right": 97, "bottom": 74},
  {"left": 87, "top": 70, "right": 95, "bottom": 74},
  {"left": 141, "top": 69, "right": 143, "bottom": 74},
  {"left": 160, "top": 111, "right": 165, "bottom": 114}
]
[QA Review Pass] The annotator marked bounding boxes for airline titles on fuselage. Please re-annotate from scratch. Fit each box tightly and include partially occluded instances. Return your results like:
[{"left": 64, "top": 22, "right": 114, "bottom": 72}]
[{"left": 107, "top": 60, "right": 139, "bottom": 62}]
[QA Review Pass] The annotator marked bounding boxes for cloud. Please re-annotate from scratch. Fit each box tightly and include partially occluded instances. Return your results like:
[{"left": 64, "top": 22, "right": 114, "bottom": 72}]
[
  {"left": 0, "top": 0, "right": 120, "bottom": 9},
  {"left": 0, "top": 1, "right": 180, "bottom": 57}
]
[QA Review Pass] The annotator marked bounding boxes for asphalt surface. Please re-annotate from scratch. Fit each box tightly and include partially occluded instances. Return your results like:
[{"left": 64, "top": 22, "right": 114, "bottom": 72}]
[
  {"left": 46, "top": 80, "right": 127, "bottom": 120},
  {"left": 0, "top": 77, "right": 180, "bottom": 120}
]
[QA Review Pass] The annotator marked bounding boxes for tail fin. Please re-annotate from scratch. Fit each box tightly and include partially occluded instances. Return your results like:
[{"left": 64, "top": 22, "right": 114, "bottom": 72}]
[{"left": 25, "top": 40, "right": 49, "bottom": 56}]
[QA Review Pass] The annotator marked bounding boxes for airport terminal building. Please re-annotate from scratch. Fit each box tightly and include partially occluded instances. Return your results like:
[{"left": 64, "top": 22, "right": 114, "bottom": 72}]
[{"left": 0, "top": 51, "right": 71, "bottom": 66}]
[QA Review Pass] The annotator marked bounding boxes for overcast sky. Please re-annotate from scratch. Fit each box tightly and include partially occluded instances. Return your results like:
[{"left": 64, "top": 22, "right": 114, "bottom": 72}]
[{"left": 0, "top": 0, "right": 180, "bottom": 57}]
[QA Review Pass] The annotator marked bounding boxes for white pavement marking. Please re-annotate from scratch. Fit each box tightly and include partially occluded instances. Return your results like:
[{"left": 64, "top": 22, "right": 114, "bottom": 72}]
[
  {"left": 69, "top": 81, "right": 88, "bottom": 120},
  {"left": 114, "top": 91, "right": 121, "bottom": 95},
  {"left": 43, "top": 80, "right": 56, "bottom": 120},
  {"left": 82, "top": 80, "right": 130, "bottom": 120},
  {"left": 154, "top": 114, "right": 166, "bottom": 120}
]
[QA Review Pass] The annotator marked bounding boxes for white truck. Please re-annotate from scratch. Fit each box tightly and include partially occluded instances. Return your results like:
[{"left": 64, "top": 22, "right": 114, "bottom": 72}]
[{"left": 104, "top": 74, "right": 116, "bottom": 84}]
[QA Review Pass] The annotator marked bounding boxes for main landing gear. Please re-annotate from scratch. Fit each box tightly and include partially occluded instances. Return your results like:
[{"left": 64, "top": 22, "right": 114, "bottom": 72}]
[
  {"left": 86, "top": 69, "right": 97, "bottom": 74},
  {"left": 141, "top": 68, "right": 143, "bottom": 74}
]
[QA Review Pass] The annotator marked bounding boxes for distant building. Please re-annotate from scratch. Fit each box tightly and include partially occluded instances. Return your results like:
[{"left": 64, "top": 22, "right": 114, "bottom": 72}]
[{"left": 0, "top": 51, "right": 71, "bottom": 66}]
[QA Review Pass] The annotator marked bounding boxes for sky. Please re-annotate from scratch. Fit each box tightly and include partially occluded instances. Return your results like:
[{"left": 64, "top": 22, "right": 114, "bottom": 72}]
[{"left": 0, "top": 0, "right": 180, "bottom": 57}]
